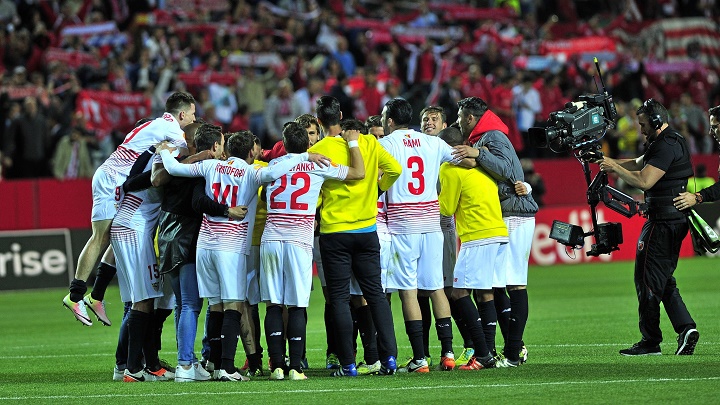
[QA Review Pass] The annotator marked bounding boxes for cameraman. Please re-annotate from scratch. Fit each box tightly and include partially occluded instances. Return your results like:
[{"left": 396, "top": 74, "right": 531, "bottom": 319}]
[
  {"left": 597, "top": 99, "right": 699, "bottom": 356},
  {"left": 673, "top": 105, "right": 720, "bottom": 208}
]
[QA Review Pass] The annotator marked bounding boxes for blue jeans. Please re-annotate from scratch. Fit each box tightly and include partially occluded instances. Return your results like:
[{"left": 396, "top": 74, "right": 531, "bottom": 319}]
[
  {"left": 115, "top": 302, "right": 131, "bottom": 368},
  {"left": 169, "top": 263, "right": 203, "bottom": 366}
]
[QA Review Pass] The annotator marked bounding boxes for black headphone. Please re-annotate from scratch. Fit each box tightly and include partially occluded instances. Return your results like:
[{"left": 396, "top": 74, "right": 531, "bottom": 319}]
[{"left": 643, "top": 99, "right": 663, "bottom": 130}]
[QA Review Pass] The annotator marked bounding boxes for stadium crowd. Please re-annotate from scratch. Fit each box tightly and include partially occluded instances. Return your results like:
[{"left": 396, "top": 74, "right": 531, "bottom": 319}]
[{"left": 1, "top": 0, "right": 719, "bottom": 181}]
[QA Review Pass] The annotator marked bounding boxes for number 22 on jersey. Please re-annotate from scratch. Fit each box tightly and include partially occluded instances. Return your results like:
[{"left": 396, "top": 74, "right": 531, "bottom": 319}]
[{"left": 269, "top": 172, "right": 311, "bottom": 211}]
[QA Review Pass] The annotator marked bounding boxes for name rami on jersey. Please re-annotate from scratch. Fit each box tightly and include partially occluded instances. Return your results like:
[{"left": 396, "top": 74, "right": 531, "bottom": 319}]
[
  {"left": 214, "top": 163, "right": 246, "bottom": 177},
  {"left": 290, "top": 162, "right": 316, "bottom": 172},
  {"left": 403, "top": 138, "right": 421, "bottom": 148}
]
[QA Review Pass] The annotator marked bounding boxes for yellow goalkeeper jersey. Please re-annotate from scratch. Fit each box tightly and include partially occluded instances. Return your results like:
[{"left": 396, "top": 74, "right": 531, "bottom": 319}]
[
  {"left": 309, "top": 134, "right": 401, "bottom": 233},
  {"left": 439, "top": 163, "right": 507, "bottom": 242}
]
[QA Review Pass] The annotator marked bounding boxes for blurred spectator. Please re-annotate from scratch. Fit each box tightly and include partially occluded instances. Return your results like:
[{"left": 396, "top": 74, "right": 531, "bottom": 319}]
[
  {"left": 328, "top": 72, "right": 355, "bottom": 120},
  {"left": 617, "top": 99, "right": 643, "bottom": 157},
  {"left": 332, "top": 35, "right": 356, "bottom": 77},
  {"left": 264, "top": 78, "right": 301, "bottom": 147},
  {"left": 687, "top": 163, "right": 716, "bottom": 193},
  {"left": 208, "top": 82, "right": 238, "bottom": 126},
  {"left": 514, "top": 74, "right": 541, "bottom": 155},
  {"left": 52, "top": 127, "right": 94, "bottom": 180},
  {"left": 408, "top": 1, "right": 439, "bottom": 28},
  {"left": 3, "top": 96, "right": 50, "bottom": 178},
  {"left": 438, "top": 75, "right": 463, "bottom": 125},
  {"left": 679, "top": 92, "right": 710, "bottom": 154},
  {"left": 238, "top": 68, "right": 269, "bottom": 141},
  {"left": 354, "top": 69, "right": 383, "bottom": 121}
]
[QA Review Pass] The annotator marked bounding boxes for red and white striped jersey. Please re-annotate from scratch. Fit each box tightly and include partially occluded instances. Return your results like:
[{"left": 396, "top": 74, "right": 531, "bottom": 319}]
[
  {"left": 99, "top": 113, "right": 187, "bottom": 178},
  {"left": 262, "top": 154, "right": 349, "bottom": 246},
  {"left": 111, "top": 159, "right": 163, "bottom": 233},
  {"left": 377, "top": 193, "right": 389, "bottom": 235},
  {"left": 160, "top": 150, "right": 309, "bottom": 253},
  {"left": 379, "top": 129, "right": 456, "bottom": 234}
]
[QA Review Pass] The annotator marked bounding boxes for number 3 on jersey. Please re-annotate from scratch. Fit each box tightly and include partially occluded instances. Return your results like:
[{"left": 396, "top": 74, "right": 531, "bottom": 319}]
[
  {"left": 269, "top": 172, "right": 311, "bottom": 210},
  {"left": 407, "top": 156, "right": 425, "bottom": 195}
]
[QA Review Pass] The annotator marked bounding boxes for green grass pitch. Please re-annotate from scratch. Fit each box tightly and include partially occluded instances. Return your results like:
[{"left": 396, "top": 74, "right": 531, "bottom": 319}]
[{"left": 1, "top": 257, "right": 719, "bottom": 404}]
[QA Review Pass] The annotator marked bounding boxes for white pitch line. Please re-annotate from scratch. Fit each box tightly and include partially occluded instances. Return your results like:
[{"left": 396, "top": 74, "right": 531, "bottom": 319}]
[{"left": 2, "top": 377, "right": 720, "bottom": 401}]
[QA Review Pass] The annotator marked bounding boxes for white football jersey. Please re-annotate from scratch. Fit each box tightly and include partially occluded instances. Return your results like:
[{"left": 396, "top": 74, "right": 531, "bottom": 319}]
[
  {"left": 262, "top": 154, "right": 349, "bottom": 246},
  {"left": 379, "top": 129, "right": 456, "bottom": 234},
  {"left": 111, "top": 158, "right": 163, "bottom": 233},
  {"left": 377, "top": 193, "right": 388, "bottom": 235},
  {"left": 99, "top": 113, "right": 187, "bottom": 178},
  {"left": 160, "top": 150, "right": 308, "bottom": 253}
]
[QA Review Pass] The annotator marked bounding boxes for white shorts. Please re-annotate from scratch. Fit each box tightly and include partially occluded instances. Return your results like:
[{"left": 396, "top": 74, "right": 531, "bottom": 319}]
[
  {"left": 386, "top": 232, "right": 444, "bottom": 291},
  {"left": 442, "top": 229, "right": 458, "bottom": 288},
  {"left": 378, "top": 231, "right": 396, "bottom": 293},
  {"left": 454, "top": 241, "right": 508, "bottom": 290},
  {"left": 504, "top": 217, "right": 535, "bottom": 286},
  {"left": 316, "top": 236, "right": 362, "bottom": 295},
  {"left": 111, "top": 226, "right": 162, "bottom": 304},
  {"left": 196, "top": 247, "right": 248, "bottom": 304},
  {"left": 155, "top": 275, "right": 176, "bottom": 310},
  {"left": 246, "top": 246, "right": 262, "bottom": 305},
  {"left": 91, "top": 169, "right": 123, "bottom": 222},
  {"left": 260, "top": 241, "right": 313, "bottom": 307}
]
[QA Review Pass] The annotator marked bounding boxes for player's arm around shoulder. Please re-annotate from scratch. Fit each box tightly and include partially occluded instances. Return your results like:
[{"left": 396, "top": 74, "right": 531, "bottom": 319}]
[
  {"left": 439, "top": 164, "right": 461, "bottom": 217},
  {"left": 342, "top": 129, "right": 365, "bottom": 180},
  {"left": 157, "top": 145, "right": 205, "bottom": 178}
]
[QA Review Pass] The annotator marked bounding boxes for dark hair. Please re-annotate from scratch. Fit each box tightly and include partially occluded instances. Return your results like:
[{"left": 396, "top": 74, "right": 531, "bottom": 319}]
[
  {"left": 194, "top": 124, "right": 223, "bottom": 153},
  {"left": 253, "top": 135, "right": 261, "bottom": 146},
  {"left": 316, "top": 96, "right": 341, "bottom": 127},
  {"left": 637, "top": 98, "right": 669, "bottom": 125},
  {"left": 420, "top": 106, "right": 446, "bottom": 123},
  {"left": 226, "top": 131, "right": 255, "bottom": 159},
  {"left": 135, "top": 117, "right": 152, "bottom": 127},
  {"left": 340, "top": 118, "right": 367, "bottom": 133},
  {"left": 282, "top": 121, "right": 310, "bottom": 153},
  {"left": 457, "top": 97, "right": 488, "bottom": 119},
  {"left": 165, "top": 91, "right": 196, "bottom": 115},
  {"left": 384, "top": 98, "right": 412, "bottom": 127},
  {"left": 365, "top": 115, "right": 382, "bottom": 129},
  {"left": 709, "top": 105, "right": 720, "bottom": 119},
  {"left": 438, "top": 126, "right": 464, "bottom": 147},
  {"left": 295, "top": 113, "right": 319, "bottom": 130}
]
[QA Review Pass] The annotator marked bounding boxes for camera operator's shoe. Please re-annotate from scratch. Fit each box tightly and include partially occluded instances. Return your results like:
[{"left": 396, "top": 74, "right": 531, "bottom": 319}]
[
  {"left": 620, "top": 340, "right": 661, "bottom": 356},
  {"left": 676, "top": 328, "right": 699, "bottom": 355}
]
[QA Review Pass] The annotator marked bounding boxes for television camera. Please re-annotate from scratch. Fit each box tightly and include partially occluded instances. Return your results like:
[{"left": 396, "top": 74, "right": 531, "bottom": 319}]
[{"left": 530, "top": 58, "right": 645, "bottom": 256}]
